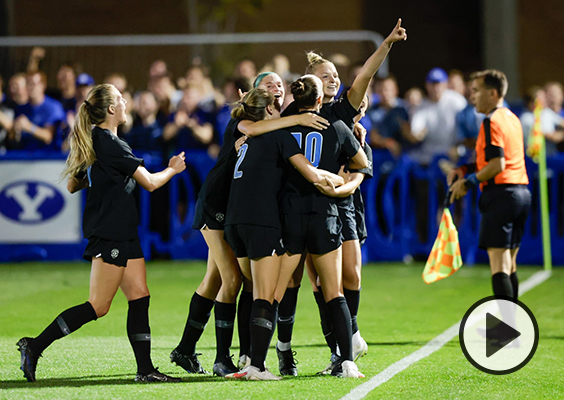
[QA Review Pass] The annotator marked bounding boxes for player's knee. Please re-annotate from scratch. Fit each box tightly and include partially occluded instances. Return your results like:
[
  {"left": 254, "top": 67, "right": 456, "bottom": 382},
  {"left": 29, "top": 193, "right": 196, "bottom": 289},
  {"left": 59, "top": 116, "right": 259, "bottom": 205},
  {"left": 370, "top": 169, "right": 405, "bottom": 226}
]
[{"left": 90, "top": 301, "right": 111, "bottom": 318}]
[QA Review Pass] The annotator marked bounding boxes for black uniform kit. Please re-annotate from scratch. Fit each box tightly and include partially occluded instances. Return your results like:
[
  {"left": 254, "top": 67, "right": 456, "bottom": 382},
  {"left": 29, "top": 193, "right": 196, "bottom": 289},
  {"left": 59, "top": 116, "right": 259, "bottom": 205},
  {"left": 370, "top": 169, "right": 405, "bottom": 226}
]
[
  {"left": 279, "top": 112, "right": 360, "bottom": 255},
  {"left": 346, "top": 141, "right": 373, "bottom": 245},
  {"left": 192, "top": 118, "right": 244, "bottom": 230},
  {"left": 82, "top": 126, "right": 144, "bottom": 267},
  {"left": 224, "top": 130, "right": 302, "bottom": 259}
]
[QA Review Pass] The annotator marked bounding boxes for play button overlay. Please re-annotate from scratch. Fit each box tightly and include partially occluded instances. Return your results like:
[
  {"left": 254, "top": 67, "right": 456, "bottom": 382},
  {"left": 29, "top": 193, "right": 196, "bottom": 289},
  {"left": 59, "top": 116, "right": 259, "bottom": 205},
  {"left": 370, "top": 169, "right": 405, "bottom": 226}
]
[{"left": 459, "top": 296, "right": 539, "bottom": 375}]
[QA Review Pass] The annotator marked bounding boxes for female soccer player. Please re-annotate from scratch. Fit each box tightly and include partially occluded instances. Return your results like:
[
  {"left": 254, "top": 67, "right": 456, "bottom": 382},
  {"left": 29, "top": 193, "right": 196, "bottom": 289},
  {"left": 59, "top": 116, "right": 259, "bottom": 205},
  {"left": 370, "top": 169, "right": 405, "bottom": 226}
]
[
  {"left": 274, "top": 75, "right": 368, "bottom": 378},
  {"left": 169, "top": 72, "right": 330, "bottom": 377},
  {"left": 275, "top": 19, "right": 406, "bottom": 375},
  {"left": 17, "top": 83, "right": 185, "bottom": 383},
  {"left": 223, "top": 88, "right": 344, "bottom": 380}
]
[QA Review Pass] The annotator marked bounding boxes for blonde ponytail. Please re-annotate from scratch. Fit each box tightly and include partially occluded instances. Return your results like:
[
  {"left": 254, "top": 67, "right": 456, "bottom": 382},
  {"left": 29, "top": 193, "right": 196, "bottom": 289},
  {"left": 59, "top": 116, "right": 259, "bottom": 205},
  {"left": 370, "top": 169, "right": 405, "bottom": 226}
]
[{"left": 62, "top": 83, "right": 116, "bottom": 179}]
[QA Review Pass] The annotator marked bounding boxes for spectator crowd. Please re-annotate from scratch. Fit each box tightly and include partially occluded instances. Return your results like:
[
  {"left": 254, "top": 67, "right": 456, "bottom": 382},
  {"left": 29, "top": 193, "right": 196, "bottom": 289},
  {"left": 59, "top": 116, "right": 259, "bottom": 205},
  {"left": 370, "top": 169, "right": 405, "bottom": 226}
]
[{"left": 1, "top": 47, "right": 563, "bottom": 169}]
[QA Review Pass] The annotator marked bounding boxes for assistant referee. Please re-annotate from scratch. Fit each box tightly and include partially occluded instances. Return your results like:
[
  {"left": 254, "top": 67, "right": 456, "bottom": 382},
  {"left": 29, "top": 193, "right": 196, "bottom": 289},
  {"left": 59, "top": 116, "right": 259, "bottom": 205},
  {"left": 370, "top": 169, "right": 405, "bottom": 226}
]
[{"left": 449, "top": 69, "right": 531, "bottom": 304}]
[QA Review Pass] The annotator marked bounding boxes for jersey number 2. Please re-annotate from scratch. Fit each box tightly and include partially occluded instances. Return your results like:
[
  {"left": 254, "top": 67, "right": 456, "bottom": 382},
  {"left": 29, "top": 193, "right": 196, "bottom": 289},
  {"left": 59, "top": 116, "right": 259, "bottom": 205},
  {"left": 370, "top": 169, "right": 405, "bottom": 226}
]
[
  {"left": 233, "top": 143, "right": 249, "bottom": 179},
  {"left": 291, "top": 132, "right": 323, "bottom": 167}
]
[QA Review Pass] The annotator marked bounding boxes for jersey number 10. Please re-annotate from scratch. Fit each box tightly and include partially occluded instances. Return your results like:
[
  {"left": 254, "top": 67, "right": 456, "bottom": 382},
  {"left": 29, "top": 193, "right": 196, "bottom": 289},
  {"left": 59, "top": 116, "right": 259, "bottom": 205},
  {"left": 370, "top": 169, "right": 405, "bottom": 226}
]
[{"left": 291, "top": 132, "right": 323, "bottom": 167}]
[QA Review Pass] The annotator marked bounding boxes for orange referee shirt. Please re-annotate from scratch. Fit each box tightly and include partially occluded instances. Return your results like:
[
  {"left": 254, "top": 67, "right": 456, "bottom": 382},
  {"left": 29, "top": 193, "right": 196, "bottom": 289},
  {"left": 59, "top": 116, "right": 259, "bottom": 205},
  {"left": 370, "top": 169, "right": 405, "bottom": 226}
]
[{"left": 475, "top": 107, "right": 529, "bottom": 190}]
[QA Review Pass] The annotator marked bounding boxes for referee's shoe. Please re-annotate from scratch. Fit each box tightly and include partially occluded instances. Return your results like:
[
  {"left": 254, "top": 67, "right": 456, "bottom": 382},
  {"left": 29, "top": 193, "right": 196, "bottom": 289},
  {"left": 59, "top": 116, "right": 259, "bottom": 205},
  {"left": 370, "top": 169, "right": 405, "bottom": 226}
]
[{"left": 170, "top": 348, "right": 209, "bottom": 374}]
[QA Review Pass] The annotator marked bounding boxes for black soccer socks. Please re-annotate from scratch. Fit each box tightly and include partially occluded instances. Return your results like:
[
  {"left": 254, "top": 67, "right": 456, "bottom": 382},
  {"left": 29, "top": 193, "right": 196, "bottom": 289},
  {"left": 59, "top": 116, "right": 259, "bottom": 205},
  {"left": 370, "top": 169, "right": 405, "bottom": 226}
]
[
  {"left": 314, "top": 287, "right": 337, "bottom": 355},
  {"left": 178, "top": 292, "right": 214, "bottom": 355},
  {"left": 344, "top": 289, "right": 361, "bottom": 335},
  {"left": 250, "top": 299, "right": 276, "bottom": 371},
  {"left": 32, "top": 301, "right": 97, "bottom": 354},
  {"left": 492, "top": 272, "right": 514, "bottom": 300},
  {"left": 237, "top": 290, "right": 253, "bottom": 358},
  {"left": 214, "top": 301, "right": 236, "bottom": 362},
  {"left": 327, "top": 296, "right": 353, "bottom": 361},
  {"left": 509, "top": 272, "right": 519, "bottom": 302},
  {"left": 127, "top": 296, "right": 154, "bottom": 375},
  {"left": 277, "top": 285, "right": 300, "bottom": 346}
]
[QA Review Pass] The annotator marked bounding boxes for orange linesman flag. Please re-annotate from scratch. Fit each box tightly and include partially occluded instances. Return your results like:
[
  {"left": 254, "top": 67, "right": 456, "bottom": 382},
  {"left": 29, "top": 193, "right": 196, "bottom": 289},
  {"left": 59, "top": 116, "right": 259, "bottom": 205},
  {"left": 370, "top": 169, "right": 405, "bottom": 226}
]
[
  {"left": 527, "top": 97, "right": 544, "bottom": 162},
  {"left": 422, "top": 208, "right": 463, "bottom": 284}
]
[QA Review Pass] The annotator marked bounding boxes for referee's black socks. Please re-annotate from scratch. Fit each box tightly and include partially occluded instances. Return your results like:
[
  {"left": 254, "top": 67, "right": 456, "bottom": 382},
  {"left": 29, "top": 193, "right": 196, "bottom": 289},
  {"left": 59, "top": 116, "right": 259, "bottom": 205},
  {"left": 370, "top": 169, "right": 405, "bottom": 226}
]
[
  {"left": 237, "top": 290, "right": 253, "bottom": 358},
  {"left": 327, "top": 296, "right": 353, "bottom": 361},
  {"left": 214, "top": 301, "right": 236, "bottom": 362},
  {"left": 127, "top": 296, "right": 154, "bottom": 375},
  {"left": 277, "top": 285, "right": 300, "bottom": 351},
  {"left": 510, "top": 272, "right": 519, "bottom": 302},
  {"left": 31, "top": 301, "right": 97, "bottom": 355},
  {"left": 250, "top": 299, "right": 276, "bottom": 371},
  {"left": 492, "top": 272, "right": 514, "bottom": 300},
  {"left": 177, "top": 292, "right": 214, "bottom": 356}
]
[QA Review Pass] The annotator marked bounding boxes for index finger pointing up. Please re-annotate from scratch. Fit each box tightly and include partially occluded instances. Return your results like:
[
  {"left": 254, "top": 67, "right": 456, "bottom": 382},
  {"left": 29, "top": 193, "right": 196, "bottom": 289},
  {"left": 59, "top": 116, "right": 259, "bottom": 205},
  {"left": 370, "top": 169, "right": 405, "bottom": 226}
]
[{"left": 396, "top": 18, "right": 402, "bottom": 28}]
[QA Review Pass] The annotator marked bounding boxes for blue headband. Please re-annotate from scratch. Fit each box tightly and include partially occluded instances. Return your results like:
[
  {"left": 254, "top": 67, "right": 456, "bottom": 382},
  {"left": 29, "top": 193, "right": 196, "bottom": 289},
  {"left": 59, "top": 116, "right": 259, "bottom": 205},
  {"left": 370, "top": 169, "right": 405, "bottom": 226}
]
[{"left": 253, "top": 72, "right": 275, "bottom": 88}]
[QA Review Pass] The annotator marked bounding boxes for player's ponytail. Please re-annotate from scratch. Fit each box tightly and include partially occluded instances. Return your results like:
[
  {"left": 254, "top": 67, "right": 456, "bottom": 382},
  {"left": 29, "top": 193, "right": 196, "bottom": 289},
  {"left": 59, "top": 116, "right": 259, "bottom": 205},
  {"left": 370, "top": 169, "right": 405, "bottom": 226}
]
[
  {"left": 291, "top": 75, "right": 323, "bottom": 110},
  {"left": 62, "top": 83, "right": 116, "bottom": 179},
  {"left": 305, "top": 51, "right": 331, "bottom": 74},
  {"left": 231, "top": 88, "right": 274, "bottom": 122}
]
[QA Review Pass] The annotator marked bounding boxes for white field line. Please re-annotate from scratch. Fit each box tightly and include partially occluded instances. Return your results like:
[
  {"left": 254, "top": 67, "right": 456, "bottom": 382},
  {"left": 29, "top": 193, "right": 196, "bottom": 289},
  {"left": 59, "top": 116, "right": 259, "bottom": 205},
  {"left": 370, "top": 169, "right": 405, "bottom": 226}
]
[{"left": 340, "top": 270, "right": 552, "bottom": 400}]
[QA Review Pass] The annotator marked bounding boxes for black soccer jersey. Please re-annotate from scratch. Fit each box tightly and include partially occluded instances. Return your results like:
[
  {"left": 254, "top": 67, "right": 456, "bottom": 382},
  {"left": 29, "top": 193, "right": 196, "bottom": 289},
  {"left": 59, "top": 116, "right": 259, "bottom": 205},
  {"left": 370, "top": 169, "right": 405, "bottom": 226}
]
[
  {"left": 82, "top": 126, "right": 144, "bottom": 241},
  {"left": 279, "top": 111, "right": 360, "bottom": 216},
  {"left": 196, "top": 118, "right": 243, "bottom": 216},
  {"left": 225, "top": 130, "right": 301, "bottom": 229}
]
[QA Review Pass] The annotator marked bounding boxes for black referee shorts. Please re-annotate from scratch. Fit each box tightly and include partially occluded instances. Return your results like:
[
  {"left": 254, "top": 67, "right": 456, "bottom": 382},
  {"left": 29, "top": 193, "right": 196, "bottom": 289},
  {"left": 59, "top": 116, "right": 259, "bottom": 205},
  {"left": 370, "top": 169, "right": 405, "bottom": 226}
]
[
  {"left": 83, "top": 236, "right": 144, "bottom": 267},
  {"left": 478, "top": 184, "right": 531, "bottom": 250},
  {"left": 281, "top": 213, "right": 342, "bottom": 255},
  {"left": 192, "top": 198, "right": 226, "bottom": 231},
  {"left": 224, "top": 224, "right": 285, "bottom": 259},
  {"left": 338, "top": 202, "right": 359, "bottom": 242}
]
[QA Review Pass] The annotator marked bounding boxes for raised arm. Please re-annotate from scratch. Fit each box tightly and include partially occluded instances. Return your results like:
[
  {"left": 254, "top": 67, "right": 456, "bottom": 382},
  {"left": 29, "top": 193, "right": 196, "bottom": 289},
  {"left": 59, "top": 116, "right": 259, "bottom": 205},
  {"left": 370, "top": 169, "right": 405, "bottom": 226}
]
[
  {"left": 238, "top": 113, "right": 329, "bottom": 137},
  {"left": 288, "top": 153, "right": 345, "bottom": 186},
  {"left": 347, "top": 19, "right": 407, "bottom": 110},
  {"left": 133, "top": 152, "right": 186, "bottom": 192}
]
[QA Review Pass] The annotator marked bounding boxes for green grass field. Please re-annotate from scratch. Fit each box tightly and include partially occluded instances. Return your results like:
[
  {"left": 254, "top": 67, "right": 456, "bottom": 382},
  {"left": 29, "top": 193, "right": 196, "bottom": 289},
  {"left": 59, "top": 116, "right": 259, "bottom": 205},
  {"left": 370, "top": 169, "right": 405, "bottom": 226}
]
[{"left": 1, "top": 261, "right": 563, "bottom": 399}]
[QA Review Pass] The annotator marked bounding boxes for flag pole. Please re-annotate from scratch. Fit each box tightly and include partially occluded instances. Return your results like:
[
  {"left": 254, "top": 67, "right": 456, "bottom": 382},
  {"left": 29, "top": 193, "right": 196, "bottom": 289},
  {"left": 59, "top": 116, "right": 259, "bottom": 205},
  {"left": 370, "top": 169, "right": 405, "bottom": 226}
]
[
  {"left": 529, "top": 99, "right": 552, "bottom": 271},
  {"left": 537, "top": 135, "right": 552, "bottom": 271}
]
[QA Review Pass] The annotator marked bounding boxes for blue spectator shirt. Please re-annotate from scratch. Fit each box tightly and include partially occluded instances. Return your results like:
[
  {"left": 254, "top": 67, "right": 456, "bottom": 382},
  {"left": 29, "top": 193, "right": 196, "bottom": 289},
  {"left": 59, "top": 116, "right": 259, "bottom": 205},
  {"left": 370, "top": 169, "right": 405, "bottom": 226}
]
[{"left": 15, "top": 96, "right": 65, "bottom": 151}]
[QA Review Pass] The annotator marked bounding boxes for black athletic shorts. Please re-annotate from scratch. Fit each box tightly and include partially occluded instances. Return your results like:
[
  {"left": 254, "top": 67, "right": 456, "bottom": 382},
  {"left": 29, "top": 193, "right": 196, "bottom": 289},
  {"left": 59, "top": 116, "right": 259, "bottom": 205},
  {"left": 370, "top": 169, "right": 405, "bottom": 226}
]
[
  {"left": 281, "top": 213, "right": 342, "bottom": 255},
  {"left": 192, "top": 198, "right": 225, "bottom": 230},
  {"left": 338, "top": 201, "right": 359, "bottom": 242},
  {"left": 83, "top": 236, "right": 144, "bottom": 267},
  {"left": 224, "top": 224, "right": 285, "bottom": 259},
  {"left": 478, "top": 184, "right": 531, "bottom": 250},
  {"left": 353, "top": 190, "right": 368, "bottom": 246}
]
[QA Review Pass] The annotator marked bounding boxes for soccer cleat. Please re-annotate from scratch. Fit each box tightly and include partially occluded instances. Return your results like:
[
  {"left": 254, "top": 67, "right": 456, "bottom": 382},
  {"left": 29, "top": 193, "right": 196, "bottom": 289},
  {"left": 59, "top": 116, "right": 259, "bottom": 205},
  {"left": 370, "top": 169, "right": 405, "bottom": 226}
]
[
  {"left": 341, "top": 361, "right": 365, "bottom": 378},
  {"left": 212, "top": 355, "right": 239, "bottom": 377},
  {"left": 225, "top": 365, "right": 282, "bottom": 381},
  {"left": 238, "top": 354, "right": 251, "bottom": 370},
  {"left": 317, "top": 353, "right": 339, "bottom": 375},
  {"left": 331, "top": 360, "right": 365, "bottom": 378},
  {"left": 17, "top": 337, "right": 40, "bottom": 382},
  {"left": 352, "top": 333, "right": 368, "bottom": 362},
  {"left": 276, "top": 347, "right": 298, "bottom": 376},
  {"left": 170, "top": 348, "right": 209, "bottom": 374},
  {"left": 135, "top": 368, "right": 181, "bottom": 382}
]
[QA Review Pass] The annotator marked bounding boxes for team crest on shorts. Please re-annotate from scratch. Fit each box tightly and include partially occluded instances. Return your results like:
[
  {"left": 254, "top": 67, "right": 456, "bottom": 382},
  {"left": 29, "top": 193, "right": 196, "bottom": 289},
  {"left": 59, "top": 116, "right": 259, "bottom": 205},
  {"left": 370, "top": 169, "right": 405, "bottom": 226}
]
[
  {"left": 111, "top": 248, "right": 119, "bottom": 259},
  {"left": 280, "top": 238, "right": 284, "bottom": 248},
  {"left": 215, "top": 213, "right": 225, "bottom": 222}
]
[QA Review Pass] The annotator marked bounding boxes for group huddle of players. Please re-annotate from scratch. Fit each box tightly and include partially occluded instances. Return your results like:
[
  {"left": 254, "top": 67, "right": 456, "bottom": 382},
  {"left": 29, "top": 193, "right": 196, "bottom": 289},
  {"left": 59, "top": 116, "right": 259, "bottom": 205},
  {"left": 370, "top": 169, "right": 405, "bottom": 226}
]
[{"left": 168, "top": 20, "right": 407, "bottom": 381}]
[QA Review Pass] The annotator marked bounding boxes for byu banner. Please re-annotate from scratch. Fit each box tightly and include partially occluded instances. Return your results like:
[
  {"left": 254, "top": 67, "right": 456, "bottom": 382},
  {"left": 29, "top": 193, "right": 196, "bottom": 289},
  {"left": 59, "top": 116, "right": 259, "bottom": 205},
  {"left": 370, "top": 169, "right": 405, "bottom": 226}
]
[{"left": 0, "top": 160, "right": 81, "bottom": 243}]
